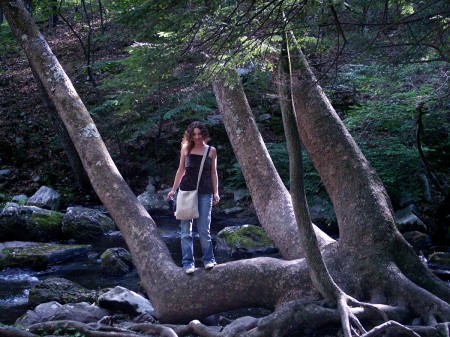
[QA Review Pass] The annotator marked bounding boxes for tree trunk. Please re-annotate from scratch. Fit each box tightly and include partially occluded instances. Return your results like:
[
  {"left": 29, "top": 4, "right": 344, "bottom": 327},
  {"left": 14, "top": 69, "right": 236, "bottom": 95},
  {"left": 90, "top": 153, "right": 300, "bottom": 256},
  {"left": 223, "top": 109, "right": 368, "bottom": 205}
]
[
  {"left": 274, "top": 36, "right": 340, "bottom": 303},
  {"left": 212, "top": 72, "right": 334, "bottom": 261},
  {"left": 289, "top": 44, "right": 450, "bottom": 314},
  {"left": 0, "top": 0, "right": 322, "bottom": 323}
]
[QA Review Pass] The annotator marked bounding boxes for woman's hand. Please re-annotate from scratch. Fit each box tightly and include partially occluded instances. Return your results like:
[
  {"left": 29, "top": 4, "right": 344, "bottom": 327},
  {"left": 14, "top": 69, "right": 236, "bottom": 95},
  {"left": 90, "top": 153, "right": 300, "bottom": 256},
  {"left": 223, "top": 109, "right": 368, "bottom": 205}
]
[
  {"left": 167, "top": 190, "right": 176, "bottom": 201},
  {"left": 213, "top": 193, "right": 220, "bottom": 205}
]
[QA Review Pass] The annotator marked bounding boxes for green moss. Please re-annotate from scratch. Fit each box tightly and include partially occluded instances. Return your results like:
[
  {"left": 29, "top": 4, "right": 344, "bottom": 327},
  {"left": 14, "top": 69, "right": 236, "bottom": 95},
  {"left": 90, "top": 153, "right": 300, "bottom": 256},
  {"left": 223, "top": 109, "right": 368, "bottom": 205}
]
[
  {"left": 30, "top": 211, "right": 64, "bottom": 227},
  {"left": 0, "top": 243, "right": 89, "bottom": 271},
  {"left": 221, "top": 225, "right": 273, "bottom": 249},
  {"left": 28, "top": 211, "right": 64, "bottom": 241}
]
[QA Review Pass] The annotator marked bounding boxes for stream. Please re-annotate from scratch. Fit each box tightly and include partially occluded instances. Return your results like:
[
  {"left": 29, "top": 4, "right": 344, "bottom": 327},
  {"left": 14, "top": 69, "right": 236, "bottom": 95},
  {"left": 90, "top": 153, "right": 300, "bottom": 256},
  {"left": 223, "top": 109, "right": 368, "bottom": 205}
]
[{"left": 0, "top": 214, "right": 266, "bottom": 325}]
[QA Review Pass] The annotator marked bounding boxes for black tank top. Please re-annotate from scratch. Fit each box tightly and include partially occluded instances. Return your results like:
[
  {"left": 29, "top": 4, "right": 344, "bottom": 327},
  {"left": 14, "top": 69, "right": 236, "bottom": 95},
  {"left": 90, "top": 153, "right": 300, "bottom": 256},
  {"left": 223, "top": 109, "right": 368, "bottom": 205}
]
[{"left": 179, "top": 149, "right": 213, "bottom": 194}]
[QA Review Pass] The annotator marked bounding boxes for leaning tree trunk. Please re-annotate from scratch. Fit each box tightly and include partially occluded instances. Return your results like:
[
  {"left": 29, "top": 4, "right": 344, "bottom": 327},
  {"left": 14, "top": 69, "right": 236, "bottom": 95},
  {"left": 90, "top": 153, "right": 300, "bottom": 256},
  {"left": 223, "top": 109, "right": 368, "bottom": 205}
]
[
  {"left": 289, "top": 43, "right": 450, "bottom": 322},
  {"left": 212, "top": 72, "right": 334, "bottom": 261},
  {"left": 0, "top": 0, "right": 327, "bottom": 323}
]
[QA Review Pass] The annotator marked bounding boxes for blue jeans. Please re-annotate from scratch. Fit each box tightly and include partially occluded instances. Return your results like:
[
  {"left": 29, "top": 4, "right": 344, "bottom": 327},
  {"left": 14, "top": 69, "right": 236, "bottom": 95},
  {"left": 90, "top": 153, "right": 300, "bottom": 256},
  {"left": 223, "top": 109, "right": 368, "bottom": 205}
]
[{"left": 180, "top": 194, "right": 216, "bottom": 269}]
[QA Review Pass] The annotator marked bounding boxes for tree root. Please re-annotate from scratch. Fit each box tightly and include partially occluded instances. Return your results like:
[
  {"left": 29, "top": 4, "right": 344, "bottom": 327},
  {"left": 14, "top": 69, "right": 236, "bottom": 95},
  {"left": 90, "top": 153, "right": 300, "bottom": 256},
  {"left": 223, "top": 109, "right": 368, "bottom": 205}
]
[
  {"left": 28, "top": 320, "right": 145, "bottom": 337},
  {"left": 360, "top": 321, "right": 421, "bottom": 337},
  {"left": 3, "top": 306, "right": 449, "bottom": 337},
  {"left": 0, "top": 325, "right": 36, "bottom": 337}
]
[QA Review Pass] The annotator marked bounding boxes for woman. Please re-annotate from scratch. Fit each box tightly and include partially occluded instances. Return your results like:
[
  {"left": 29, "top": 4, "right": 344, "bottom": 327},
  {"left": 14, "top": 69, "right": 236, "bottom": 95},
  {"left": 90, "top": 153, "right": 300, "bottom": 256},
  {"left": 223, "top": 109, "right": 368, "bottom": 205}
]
[{"left": 167, "top": 121, "right": 219, "bottom": 274}]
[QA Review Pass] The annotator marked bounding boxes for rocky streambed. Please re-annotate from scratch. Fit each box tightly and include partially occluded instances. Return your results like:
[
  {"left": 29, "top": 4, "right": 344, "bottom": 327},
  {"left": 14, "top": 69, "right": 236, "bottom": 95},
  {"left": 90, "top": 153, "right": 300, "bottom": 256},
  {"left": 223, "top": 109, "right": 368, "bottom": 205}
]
[{"left": 0, "top": 184, "right": 449, "bottom": 327}]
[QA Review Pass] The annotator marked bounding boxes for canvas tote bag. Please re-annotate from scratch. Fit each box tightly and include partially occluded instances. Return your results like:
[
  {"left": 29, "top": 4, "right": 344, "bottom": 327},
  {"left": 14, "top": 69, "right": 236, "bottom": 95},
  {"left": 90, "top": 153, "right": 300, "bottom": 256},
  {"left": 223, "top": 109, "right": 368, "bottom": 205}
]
[{"left": 175, "top": 146, "right": 210, "bottom": 220}]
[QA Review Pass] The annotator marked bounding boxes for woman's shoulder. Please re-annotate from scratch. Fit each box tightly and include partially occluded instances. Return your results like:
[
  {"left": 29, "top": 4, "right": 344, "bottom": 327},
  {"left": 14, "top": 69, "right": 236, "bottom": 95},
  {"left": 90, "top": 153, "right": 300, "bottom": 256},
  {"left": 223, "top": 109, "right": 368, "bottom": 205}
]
[
  {"left": 208, "top": 145, "right": 217, "bottom": 157},
  {"left": 180, "top": 145, "right": 189, "bottom": 157}
]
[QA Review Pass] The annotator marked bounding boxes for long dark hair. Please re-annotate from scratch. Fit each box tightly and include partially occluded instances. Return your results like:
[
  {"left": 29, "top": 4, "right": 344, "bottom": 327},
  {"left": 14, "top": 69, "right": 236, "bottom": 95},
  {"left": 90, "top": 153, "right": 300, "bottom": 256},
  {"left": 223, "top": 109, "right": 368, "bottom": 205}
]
[{"left": 181, "top": 121, "right": 210, "bottom": 153}]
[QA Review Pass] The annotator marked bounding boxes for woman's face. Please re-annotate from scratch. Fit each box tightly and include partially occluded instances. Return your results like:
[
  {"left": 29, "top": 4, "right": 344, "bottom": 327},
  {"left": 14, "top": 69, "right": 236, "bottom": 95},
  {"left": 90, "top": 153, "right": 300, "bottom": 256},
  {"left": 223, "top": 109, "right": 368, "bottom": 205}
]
[{"left": 192, "top": 128, "right": 204, "bottom": 144}]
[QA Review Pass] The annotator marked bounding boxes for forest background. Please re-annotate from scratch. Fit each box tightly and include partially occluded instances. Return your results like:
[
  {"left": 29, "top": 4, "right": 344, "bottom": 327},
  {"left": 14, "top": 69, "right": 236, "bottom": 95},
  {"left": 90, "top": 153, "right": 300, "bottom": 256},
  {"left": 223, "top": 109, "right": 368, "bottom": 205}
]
[{"left": 0, "top": 0, "right": 448, "bottom": 231}]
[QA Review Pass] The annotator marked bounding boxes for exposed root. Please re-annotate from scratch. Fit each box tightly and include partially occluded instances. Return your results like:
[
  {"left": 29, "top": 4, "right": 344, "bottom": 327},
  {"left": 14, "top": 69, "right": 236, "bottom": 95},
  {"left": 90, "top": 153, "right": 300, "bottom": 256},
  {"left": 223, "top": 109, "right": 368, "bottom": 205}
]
[
  {"left": 0, "top": 325, "right": 36, "bottom": 337},
  {"left": 28, "top": 320, "right": 144, "bottom": 337},
  {"left": 360, "top": 321, "right": 421, "bottom": 337},
  {"left": 385, "top": 263, "right": 450, "bottom": 323},
  {"left": 128, "top": 323, "right": 179, "bottom": 337}
]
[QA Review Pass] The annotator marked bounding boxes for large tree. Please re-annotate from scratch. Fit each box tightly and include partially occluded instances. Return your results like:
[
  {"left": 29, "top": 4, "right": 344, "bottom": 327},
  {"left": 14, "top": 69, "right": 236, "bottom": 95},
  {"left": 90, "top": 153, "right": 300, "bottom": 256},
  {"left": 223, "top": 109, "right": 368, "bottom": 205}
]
[{"left": 1, "top": 0, "right": 449, "bottom": 336}]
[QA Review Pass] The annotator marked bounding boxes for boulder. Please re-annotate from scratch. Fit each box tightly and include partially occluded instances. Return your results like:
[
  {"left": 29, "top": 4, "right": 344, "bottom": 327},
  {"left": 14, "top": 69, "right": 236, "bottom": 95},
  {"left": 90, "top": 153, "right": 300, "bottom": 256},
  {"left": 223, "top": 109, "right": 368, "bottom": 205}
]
[
  {"left": 101, "top": 247, "right": 134, "bottom": 276},
  {"left": 215, "top": 225, "right": 278, "bottom": 257},
  {"left": 0, "top": 241, "right": 92, "bottom": 271},
  {"left": 62, "top": 206, "right": 115, "bottom": 243},
  {"left": 0, "top": 203, "right": 64, "bottom": 242},
  {"left": 15, "top": 301, "right": 110, "bottom": 327},
  {"left": 394, "top": 204, "right": 427, "bottom": 233},
  {"left": 15, "top": 301, "right": 62, "bottom": 327},
  {"left": 28, "top": 277, "right": 97, "bottom": 307},
  {"left": 26, "top": 186, "right": 61, "bottom": 211},
  {"left": 137, "top": 188, "right": 170, "bottom": 214},
  {"left": 98, "top": 286, "right": 154, "bottom": 316}
]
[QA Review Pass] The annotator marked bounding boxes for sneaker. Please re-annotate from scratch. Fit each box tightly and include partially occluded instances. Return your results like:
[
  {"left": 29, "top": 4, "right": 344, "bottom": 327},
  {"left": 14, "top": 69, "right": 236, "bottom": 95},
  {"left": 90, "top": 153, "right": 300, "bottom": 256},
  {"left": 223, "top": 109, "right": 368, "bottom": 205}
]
[
  {"left": 205, "top": 262, "right": 216, "bottom": 270},
  {"left": 185, "top": 267, "right": 195, "bottom": 274}
]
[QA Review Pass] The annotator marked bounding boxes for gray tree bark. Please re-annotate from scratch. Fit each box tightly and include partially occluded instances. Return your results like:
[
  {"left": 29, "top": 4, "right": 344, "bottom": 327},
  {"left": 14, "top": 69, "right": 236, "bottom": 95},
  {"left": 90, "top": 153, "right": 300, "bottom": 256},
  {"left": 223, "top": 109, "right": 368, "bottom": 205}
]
[
  {"left": 212, "top": 72, "right": 334, "bottom": 261},
  {"left": 288, "top": 43, "right": 450, "bottom": 317}
]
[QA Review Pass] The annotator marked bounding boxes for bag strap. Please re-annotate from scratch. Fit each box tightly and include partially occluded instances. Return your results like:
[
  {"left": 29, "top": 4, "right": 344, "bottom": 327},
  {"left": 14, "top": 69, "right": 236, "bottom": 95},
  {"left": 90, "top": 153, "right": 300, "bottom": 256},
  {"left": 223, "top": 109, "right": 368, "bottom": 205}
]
[{"left": 195, "top": 146, "right": 210, "bottom": 190}]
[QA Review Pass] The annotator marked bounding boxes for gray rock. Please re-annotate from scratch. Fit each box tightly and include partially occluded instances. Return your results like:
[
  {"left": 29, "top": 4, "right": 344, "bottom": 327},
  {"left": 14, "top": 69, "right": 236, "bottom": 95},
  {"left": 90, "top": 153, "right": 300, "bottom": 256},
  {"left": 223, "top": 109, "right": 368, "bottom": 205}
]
[
  {"left": 0, "top": 203, "right": 64, "bottom": 242},
  {"left": 0, "top": 169, "right": 12, "bottom": 178},
  {"left": 394, "top": 204, "right": 427, "bottom": 233},
  {"left": 101, "top": 247, "right": 134, "bottom": 276},
  {"left": 27, "top": 186, "right": 61, "bottom": 210},
  {"left": 232, "top": 189, "right": 249, "bottom": 203},
  {"left": 215, "top": 225, "right": 277, "bottom": 257},
  {"left": 12, "top": 194, "right": 28, "bottom": 204},
  {"left": 0, "top": 241, "right": 92, "bottom": 270},
  {"left": 16, "top": 301, "right": 110, "bottom": 327},
  {"left": 52, "top": 302, "right": 110, "bottom": 322},
  {"left": 137, "top": 189, "right": 169, "bottom": 213},
  {"left": 28, "top": 277, "right": 97, "bottom": 307},
  {"left": 258, "top": 113, "right": 271, "bottom": 122},
  {"left": 62, "top": 206, "right": 115, "bottom": 243},
  {"left": 98, "top": 286, "right": 154, "bottom": 316},
  {"left": 15, "top": 301, "right": 62, "bottom": 326}
]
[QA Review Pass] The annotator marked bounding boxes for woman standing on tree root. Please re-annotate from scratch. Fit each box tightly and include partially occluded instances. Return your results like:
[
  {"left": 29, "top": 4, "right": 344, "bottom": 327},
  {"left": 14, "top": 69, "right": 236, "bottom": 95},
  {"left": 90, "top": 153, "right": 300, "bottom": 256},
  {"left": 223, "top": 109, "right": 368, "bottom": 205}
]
[{"left": 167, "top": 121, "right": 219, "bottom": 274}]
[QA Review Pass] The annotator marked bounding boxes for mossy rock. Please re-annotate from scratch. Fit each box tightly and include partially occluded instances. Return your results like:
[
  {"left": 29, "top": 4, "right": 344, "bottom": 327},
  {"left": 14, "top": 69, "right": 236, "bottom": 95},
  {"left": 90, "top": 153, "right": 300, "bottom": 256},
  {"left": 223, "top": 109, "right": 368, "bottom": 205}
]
[
  {"left": 62, "top": 206, "right": 115, "bottom": 243},
  {"left": 0, "top": 203, "right": 64, "bottom": 242},
  {"left": 28, "top": 277, "right": 97, "bottom": 307},
  {"left": 0, "top": 241, "right": 92, "bottom": 271},
  {"left": 100, "top": 247, "right": 134, "bottom": 276},
  {"left": 215, "top": 224, "right": 277, "bottom": 257}
]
